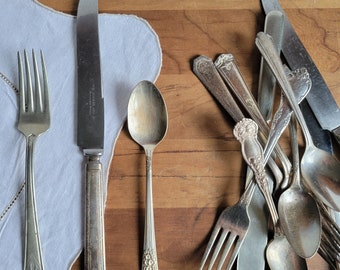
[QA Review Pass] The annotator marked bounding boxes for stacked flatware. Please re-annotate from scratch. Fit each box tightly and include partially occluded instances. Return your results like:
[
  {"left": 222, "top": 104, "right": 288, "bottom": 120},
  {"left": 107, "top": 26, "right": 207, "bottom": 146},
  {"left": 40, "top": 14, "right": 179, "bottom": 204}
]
[
  {"left": 193, "top": 1, "right": 340, "bottom": 267},
  {"left": 5, "top": 0, "right": 339, "bottom": 269}
]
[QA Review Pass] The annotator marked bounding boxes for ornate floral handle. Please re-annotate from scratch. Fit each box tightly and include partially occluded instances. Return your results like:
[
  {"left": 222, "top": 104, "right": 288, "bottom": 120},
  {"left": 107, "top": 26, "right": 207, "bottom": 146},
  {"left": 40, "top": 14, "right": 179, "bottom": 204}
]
[{"left": 233, "top": 118, "right": 279, "bottom": 226}]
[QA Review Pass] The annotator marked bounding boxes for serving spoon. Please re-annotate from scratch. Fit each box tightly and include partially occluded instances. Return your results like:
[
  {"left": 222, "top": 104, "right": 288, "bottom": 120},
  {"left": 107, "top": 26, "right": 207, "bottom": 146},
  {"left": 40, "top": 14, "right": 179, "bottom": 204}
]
[
  {"left": 256, "top": 32, "right": 340, "bottom": 211},
  {"left": 127, "top": 80, "right": 168, "bottom": 270}
]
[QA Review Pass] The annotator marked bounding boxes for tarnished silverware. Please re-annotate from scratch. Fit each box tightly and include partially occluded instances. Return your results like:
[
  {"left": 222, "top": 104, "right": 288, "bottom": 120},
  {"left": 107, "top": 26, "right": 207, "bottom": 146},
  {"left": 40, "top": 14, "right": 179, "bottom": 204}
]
[
  {"left": 278, "top": 114, "right": 321, "bottom": 258},
  {"left": 214, "top": 53, "right": 291, "bottom": 189},
  {"left": 193, "top": 55, "right": 283, "bottom": 183},
  {"left": 128, "top": 81, "right": 168, "bottom": 270},
  {"left": 17, "top": 50, "right": 50, "bottom": 270},
  {"left": 260, "top": 0, "right": 340, "bottom": 145},
  {"left": 237, "top": 12, "right": 283, "bottom": 269},
  {"left": 234, "top": 118, "right": 307, "bottom": 270},
  {"left": 238, "top": 67, "right": 310, "bottom": 269},
  {"left": 256, "top": 31, "right": 340, "bottom": 211},
  {"left": 193, "top": 56, "right": 276, "bottom": 270},
  {"left": 257, "top": 10, "right": 284, "bottom": 122},
  {"left": 198, "top": 174, "right": 253, "bottom": 270},
  {"left": 315, "top": 197, "right": 340, "bottom": 268}
]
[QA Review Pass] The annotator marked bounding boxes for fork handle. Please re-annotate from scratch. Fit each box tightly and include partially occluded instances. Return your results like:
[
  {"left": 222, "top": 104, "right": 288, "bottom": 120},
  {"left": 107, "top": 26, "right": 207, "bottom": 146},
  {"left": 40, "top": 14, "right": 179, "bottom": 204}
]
[
  {"left": 25, "top": 135, "right": 44, "bottom": 270},
  {"left": 84, "top": 154, "right": 106, "bottom": 270}
]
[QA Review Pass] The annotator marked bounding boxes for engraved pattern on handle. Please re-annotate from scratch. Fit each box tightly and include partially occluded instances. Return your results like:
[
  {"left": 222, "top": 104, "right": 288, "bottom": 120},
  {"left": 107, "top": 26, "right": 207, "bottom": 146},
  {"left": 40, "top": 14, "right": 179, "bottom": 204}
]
[
  {"left": 85, "top": 155, "right": 106, "bottom": 270},
  {"left": 25, "top": 135, "right": 44, "bottom": 270},
  {"left": 142, "top": 149, "right": 158, "bottom": 270},
  {"left": 234, "top": 118, "right": 279, "bottom": 224},
  {"left": 193, "top": 55, "right": 283, "bottom": 185},
  {"left": 142, "top": 249, "right": 158, "bottom": 270},
  {"left": 192, "top": 55, "right": 244, "bottom": 122},
  {"left": 215, "top": 54, "right": 291, "bottom": 186},
  {"left": 255, "top": 32, "right": 315, "bottom": 147}
]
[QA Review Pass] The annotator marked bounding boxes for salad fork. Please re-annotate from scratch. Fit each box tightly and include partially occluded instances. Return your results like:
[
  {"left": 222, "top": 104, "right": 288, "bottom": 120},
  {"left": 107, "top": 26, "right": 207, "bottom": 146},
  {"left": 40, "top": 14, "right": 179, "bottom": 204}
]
[{"left": 17, "top": 50, "right": 50, "bottom": 270}]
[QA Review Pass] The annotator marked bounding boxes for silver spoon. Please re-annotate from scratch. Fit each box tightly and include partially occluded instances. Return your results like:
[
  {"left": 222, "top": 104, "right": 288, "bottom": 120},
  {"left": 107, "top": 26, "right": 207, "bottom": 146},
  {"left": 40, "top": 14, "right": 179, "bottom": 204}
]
[
  {"left": 233, "top": 118, "right": 307, "bottom": 270},
  {"left": 256, "top": 32, "right": 340, "bottom": 211},
  {"left": 278, "top": 114, "right": 321, "bottom": 258},
  {"left": 127, "top": 80, "right": 168, "bottom": 270}
]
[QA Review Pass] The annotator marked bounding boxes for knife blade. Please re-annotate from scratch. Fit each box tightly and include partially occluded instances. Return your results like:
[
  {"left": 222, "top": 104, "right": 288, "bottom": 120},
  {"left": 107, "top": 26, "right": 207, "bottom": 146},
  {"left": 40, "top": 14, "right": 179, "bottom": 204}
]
[
  {"left": 76, "top": 0, "right": 105, "bottom": 268},
  {"left": 260, "top": 0, "right": 340, "bottom": 149}
]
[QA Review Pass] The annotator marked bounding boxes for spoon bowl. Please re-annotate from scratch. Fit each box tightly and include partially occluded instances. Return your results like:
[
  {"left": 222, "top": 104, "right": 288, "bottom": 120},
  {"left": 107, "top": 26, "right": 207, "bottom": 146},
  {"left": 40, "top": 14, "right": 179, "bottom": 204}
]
[
  {"left": 301, "top": 146, "right": 340, "bottom": 209},
  {"left": 278, "top": 186, "right": 321, "bottom": 257},
  {"left": 127, "top": 80, "right": 168, "bottom": 270},
  {"left": 266, "top": 235, "right": 307, "bottom": 270},
  {"left": 128, "top": 81, "right": 167, "bottom": 147},
  {"left": 278, "top": 115, "right": 321, "bottom": 258}
]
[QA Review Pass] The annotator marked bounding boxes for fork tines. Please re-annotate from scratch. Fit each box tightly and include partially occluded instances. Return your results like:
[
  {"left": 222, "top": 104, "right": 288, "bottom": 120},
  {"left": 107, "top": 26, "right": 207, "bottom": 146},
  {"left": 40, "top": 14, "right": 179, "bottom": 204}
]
[{"left": 18, "top": 50, "right": 49, "bottom": 118}]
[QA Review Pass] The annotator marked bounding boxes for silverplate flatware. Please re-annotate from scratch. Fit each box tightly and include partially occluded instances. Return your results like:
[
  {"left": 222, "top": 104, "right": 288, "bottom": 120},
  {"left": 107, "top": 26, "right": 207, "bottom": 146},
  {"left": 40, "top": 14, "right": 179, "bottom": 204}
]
[
  {"left": 234, "top": 118, "right": 307, "bottom": 270},
  {"left": 198, "top": 173, "right": 253, "bottom": 270},
  {"left": 193, "top": 56, "right": 304, "bottom": 269},
  {"left": 128, "top": 81, "right": 168, "bottom": 270},
  {"left": 214, "top": 53, "right": 291, "bottom": 189},
  {"left": 17, "top": 50, "right": 50, "bottom": 270},
  {"left": 237, "top": 12, "right": 284, "bottom": 270},
  {"left": 260, "top": 0, "right": 340, "bottom": 145},
  {"left": 76, "top": 0, "right": 105, "bottom": 268},
  {"left": 257, "top": 10, "right": 284, "bottom": 122},
  {"left": 193, "top": 55, "right": 283, "bottom": 184},
  {"left": 278, "top": 114, "right": 321, "bottom": 258},
  {"left": 256, "top": 31, "right": 340, "bottom": 211}
]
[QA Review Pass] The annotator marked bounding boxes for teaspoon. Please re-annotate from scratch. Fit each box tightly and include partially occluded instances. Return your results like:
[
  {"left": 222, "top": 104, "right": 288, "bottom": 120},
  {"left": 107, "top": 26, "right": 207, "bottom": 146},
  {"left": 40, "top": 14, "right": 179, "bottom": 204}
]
[
  {"left": 127, "top": 80, "right": 168, "bottom": 270},
  {"left": 278, "top": 115, "right": 321, "bottom": 258}
]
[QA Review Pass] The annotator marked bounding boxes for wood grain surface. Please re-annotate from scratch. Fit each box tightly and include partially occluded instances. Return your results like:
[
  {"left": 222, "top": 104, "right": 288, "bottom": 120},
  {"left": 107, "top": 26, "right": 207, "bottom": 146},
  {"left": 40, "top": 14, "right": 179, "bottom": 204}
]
[{"left": 40, "top": 0, "right": 339, "bottom": 269}]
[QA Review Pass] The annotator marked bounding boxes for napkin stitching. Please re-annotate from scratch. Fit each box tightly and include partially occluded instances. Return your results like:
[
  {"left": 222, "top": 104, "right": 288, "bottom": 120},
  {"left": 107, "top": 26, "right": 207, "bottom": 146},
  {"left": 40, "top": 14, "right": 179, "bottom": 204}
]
[
  {"left": 0, "top": 73, "right": 23, "bottom": 223},
  {"left": 0, "top": 183, "right": 24, "bottom": 222},
  {"left": 0, "top": 0, "right": 162, "bottom": 267},
  {"left": 0, "top": 72, "right": 18, "bottom": 94}
]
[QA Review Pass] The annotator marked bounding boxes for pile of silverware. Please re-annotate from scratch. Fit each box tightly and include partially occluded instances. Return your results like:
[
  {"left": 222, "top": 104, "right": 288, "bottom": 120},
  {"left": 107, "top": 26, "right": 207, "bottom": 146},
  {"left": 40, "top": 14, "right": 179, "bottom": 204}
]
[{"left": 193, "top": 7, "right": 340, "bottom": 270}]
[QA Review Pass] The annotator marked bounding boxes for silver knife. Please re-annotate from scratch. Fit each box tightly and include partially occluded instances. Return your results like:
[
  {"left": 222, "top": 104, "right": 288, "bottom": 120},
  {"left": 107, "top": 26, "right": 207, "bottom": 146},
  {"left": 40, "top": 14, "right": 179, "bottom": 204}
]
[
  {"left": 76, "top": 0, "right": 106, "bottom": 269},
  {"left": 260, "top": 0, "right": 340, "bottom": 147}
]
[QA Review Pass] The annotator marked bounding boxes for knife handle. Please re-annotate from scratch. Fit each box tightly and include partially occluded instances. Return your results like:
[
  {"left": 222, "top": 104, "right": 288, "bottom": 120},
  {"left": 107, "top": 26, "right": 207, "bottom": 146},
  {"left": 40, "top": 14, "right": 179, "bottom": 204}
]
[
  {"left": 85, "top": 154, "right": 106, "bottom": 270},
  {"left": 332, "top": 126, "right": 340, "bottom": 147}
]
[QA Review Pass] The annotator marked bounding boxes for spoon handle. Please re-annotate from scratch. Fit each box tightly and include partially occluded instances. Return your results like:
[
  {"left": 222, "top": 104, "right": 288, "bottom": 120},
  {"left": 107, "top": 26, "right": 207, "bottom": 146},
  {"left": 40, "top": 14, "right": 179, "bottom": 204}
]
[
  {"left": 289, "top": 114, "right": 301, "bottom": 187},
  {"left": 255, "top": 32, "right": 314, "bottom": 147},
  {"left": 258, "top": 10, "right": 284, "bottom": 122},
  {"left": 142, "top": 149, "right": 158, "bottom": 270},
  {"left": 233, "top": 118, "right": 279, "bottom": 225}
]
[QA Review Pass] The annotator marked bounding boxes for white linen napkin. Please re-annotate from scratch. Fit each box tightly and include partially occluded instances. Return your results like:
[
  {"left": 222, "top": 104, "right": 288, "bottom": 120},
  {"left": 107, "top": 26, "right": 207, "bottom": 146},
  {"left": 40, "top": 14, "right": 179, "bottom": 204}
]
[{"left": 0, "top": 0, "right": 162, "bottom": 269}]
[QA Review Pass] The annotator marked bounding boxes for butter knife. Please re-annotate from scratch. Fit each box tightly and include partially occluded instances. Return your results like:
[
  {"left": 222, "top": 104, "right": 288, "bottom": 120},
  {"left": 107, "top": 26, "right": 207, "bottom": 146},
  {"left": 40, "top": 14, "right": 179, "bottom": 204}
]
[
  {"left": 260, "top": 0, "right": 340, "bottom": 147},
  {"left": 76, "top": 0, "right": 106, "bottom": 268}
]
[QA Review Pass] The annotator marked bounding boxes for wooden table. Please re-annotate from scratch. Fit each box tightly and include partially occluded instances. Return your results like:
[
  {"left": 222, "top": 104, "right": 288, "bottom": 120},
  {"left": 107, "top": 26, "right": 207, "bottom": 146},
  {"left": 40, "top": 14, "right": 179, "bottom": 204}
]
[{"left": 41, "top": 0, "right": 339, "bottom": 269}]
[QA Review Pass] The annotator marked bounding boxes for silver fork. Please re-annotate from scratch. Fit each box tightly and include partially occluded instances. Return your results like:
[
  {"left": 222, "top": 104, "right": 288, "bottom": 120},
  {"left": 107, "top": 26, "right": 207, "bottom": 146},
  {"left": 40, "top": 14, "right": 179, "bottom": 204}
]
[
  {"left": 17, "top": 50, "right": 50, "bottom": 270},
  {"left": 199, "top": 173, "right": 254, "bottom": 270}
]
